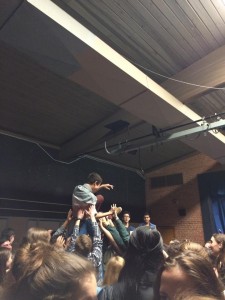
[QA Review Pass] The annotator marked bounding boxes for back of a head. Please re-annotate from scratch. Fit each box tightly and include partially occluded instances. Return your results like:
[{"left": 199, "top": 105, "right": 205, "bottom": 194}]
[
  {"left": 87, "top": 172, "right": 102, "bottom": 185},
  {"left": 6, "top": 243, "right": 96, "bottom": 300},
  {"left": 129, "top": 227, "right": 163, "bottom": 256},
  {"left": 25, "top": 227, "right": 50, "bottom": 245},
  {"left": 118, "top": 228, "right": 163, "bottom": 283},
  {"left": 75, "top": 234, "right": 93, "bottom": 257},
  {"left": 180, "top": 241, "right": 210, "bottom": 259},
  {"left": 166, "top": 240, "right": 182, "bottom": 258},
  {"left": 111, "top": 228, "right": 164, "bottom": 300}
]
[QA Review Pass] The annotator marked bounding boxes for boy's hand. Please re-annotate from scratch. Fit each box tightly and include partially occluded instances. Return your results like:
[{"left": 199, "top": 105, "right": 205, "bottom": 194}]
[{"left": 100, "top": 183, "right": 114, "bottom": 190}]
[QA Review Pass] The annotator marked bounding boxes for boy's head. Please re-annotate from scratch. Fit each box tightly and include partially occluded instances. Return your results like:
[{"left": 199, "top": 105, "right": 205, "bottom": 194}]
[
  {"left": 123, "top": 211, "right": 131, "bottom": 224},
  {"left": 87, "top": 172, "right": 103, "bottom": 192},
  {"left": 87, "top": 172, "right": 103, "bottom": 185},
  {"left": 143, "top": 212, "right": 151, "bottom": 225},
  {"left": 75, "top": 234, "right": 93, "bottom": 257}
]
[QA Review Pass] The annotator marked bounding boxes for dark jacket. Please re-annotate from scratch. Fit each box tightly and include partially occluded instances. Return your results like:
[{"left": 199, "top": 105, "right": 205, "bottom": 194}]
[{"left": 98, "top": 270, "right": 156, "bottom": 300}]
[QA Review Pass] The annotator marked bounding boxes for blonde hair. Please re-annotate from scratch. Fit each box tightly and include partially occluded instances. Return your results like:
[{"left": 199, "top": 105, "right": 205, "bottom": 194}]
[{"left": 102, "top": 255, "right": 125, "bottom": 286}]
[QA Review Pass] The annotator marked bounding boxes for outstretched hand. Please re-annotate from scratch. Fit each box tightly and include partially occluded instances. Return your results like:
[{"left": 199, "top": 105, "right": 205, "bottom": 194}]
[
  {"left": 100, "top": 183, "right": 114, "bottom": 190},
  {"left": 85, "top": 204, "right": 97, "bottom": 219},
  {"left": 110, "top": 204, "right": 118, "bottom": 218}
]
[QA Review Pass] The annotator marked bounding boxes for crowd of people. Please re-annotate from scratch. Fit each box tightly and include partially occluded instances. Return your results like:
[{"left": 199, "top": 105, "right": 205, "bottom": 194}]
[{"left": 0, "top": 172, "right": 225, "bottom": 299}]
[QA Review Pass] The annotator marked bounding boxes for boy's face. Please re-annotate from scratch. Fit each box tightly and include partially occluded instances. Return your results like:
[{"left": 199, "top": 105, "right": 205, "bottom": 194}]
[
  {"left": 143, "top": 215, "right": 150, "bottom": 224},
  {"left": 91, "top": 182, "right": 101, "bottom": 193},
  {"left": 123, "top": 214, "right": 130, "bottom": 224}
]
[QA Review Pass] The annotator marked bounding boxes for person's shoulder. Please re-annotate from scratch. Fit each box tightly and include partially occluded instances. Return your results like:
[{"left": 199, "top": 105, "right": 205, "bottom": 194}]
[
  {"left": 138, "top": 223, "right": 145, "bottom": 227},
  {"left": 73, "top": 184, "right": 92, "bottom": 194},
  {"left": 129, "top": 225, "right": 136, "bottom": 230},
  {"left": 150, "top": 223, "right": 156, "bottom": 229}
]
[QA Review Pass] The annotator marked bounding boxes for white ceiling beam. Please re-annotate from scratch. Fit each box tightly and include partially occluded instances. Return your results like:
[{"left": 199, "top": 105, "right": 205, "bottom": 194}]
[
  {"left": 27, "top": 0, "right": 225, "bottom": 163},
  {"left": 26, "top": 0, "right": 208, "bottom": 123}
]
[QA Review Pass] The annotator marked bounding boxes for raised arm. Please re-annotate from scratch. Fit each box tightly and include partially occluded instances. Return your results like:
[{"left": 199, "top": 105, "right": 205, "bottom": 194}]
[
  {"left": 111, "top": 204, "right": 130, "bottom": 244},
  {"left": 99, "top": 183, "right": 114, "bottom": 191},
  {"left": 66, "top": 208, "right": 85, "bottom": 253},
  {"left": 99, "top": 218, "right": 123, "bottom": 255},
  {"left": 85, "top": 205, "right": 103, "bottom": 267},
  {"left": 52, "top": 209, "right": 73, "bottom": 237}
]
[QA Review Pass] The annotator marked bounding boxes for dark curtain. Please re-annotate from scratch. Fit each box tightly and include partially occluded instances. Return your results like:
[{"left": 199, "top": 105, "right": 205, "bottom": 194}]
[{"left": 198, "top": 170, "right": 225, "bottom": 241}]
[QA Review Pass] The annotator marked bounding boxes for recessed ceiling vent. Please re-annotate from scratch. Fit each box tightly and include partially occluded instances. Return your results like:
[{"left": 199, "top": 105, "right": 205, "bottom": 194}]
[{"left": 105, "top": 120, "right": 130, "bottom": 133}]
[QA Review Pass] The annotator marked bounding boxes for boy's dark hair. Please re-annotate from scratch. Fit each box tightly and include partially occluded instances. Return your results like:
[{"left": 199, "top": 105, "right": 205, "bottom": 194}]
[
  {"left": 75, "top": 234, "right": 93, "bottom": 257},
  {"left": 123, "top": 211, "right": 131, "bottom": 217},
  {"left": 1, "top": 228, "right": 15, "bottom": 240},
  {"left": 87, "top": 172, "right": 103, "bottom": 185},
  {"left": 143, "top": 212, "right": 150, "bottom": 217}
]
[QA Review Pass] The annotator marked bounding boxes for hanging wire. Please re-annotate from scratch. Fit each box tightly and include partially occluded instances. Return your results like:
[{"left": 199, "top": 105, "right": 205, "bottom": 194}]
[
  {"left": 36, "top": 143, "right": 85, "bottom": 164},
  {"left": 129, "top": 59, "right": 225, "bottom": 91}
]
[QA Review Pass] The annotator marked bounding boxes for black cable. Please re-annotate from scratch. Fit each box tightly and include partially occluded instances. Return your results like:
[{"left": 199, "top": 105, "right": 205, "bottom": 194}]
[{"left": 78, "top": 111, "right": 225, "bottom": 156}]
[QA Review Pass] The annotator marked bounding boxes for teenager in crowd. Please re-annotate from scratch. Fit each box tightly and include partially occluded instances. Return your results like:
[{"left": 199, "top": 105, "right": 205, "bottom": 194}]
[
  {"left": 122, "top": 211, "right": 135, "bottom": 235},
  {"left": 139, "top": 212, "right": 156, "bottom": 229},
  {"left": 4, "top": 243, "right": 97, "bottom": 300}
]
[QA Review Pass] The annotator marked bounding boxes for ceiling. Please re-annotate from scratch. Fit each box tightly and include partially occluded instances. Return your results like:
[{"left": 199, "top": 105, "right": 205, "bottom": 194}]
[{"left": 1, "top": 0, "right": 225, "bottom": 174}]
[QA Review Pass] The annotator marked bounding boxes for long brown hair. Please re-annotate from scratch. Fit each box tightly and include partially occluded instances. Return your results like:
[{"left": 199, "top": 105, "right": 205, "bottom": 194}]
[
  {"left": 23, "top": 227, "right": 50, "bottom": 245},
  {"left": 154, "top": 251, "right": 224, "bottom": 300},
  {"left": 7, "top": 243, "right": 96, "bottom": 300}
]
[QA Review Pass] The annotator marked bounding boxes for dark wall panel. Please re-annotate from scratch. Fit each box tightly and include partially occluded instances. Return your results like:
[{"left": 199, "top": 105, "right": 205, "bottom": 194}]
[{"left": 0, "top": 135, "right": 145, "bottom": 221}]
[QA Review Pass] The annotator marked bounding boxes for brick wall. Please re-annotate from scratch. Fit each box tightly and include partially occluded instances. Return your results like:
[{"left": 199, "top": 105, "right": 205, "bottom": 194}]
[{"left": 145, "top": 153, "right": 222, "bottom": 244}]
